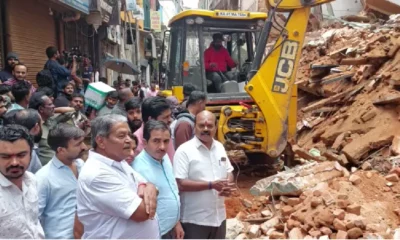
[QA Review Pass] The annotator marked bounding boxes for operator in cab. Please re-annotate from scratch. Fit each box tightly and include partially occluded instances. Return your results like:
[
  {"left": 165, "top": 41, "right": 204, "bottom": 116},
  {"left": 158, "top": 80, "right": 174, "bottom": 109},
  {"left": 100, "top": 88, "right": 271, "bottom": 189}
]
[{"left": 204, "top": 33, "right": 237, "bottom": 93}]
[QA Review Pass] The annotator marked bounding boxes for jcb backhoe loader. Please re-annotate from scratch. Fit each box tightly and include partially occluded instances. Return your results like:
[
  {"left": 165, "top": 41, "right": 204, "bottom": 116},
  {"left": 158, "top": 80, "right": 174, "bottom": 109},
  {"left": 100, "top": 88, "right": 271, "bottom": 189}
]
[{"left": 159, "top": 0, "right": 334, "bottom": 167}]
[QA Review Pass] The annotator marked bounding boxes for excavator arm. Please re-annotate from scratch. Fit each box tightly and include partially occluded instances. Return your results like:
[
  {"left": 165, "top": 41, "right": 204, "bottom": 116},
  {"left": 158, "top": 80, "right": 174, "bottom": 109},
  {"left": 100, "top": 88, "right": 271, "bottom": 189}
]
[{"left": 245, "top": 0, "right": 334, "bottom": 158}]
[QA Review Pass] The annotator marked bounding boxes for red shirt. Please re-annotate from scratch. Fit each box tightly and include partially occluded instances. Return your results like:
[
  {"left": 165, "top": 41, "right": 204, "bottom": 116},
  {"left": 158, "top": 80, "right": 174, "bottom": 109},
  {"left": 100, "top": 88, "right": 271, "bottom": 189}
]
[{"left": 204, "top": 45, "right": 236, "bottom": 72}]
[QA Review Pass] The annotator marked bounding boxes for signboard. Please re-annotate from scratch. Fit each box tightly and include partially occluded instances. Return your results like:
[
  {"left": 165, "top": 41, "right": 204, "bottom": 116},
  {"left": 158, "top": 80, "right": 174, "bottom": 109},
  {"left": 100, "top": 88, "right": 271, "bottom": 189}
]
[
  {"left": 107, "top": 25, "right": 121, "bottom": 44},
  {"left": 133, "top": 0, "right": 144, "bottom": 20},
  {"left": 126, "top": 0, "right": 137, "bottom": 11},
  {"left": 58, "top": 0, "right": 89, "bottom": 14},
  {"left": 150, "top": 11, "right": 161, "bottom": 32},
  {"left": 215, "top": 11, "right": 250, "bottom": 18}
]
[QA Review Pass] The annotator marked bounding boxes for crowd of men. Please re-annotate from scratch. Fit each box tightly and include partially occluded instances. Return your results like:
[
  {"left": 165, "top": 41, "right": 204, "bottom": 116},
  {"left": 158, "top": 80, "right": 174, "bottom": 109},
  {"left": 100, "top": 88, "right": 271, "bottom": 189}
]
[{"left": 0, "top": 46, "right": 237, "bottom": 239}]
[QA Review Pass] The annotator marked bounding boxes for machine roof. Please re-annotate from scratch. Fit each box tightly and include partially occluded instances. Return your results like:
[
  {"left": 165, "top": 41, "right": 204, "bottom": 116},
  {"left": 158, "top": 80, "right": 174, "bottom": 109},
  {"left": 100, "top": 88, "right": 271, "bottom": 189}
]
[{"left": 168, "top": 9, "right": 267, "bottom": 26}]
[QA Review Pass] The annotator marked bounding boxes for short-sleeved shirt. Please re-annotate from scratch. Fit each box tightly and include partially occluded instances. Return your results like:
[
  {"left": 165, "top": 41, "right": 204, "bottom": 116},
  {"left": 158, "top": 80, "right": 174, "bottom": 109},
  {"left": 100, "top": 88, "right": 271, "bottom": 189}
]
[
  {"left": 146, "top": 90, "right": 159, "bottom": 98},
  {"left": 0, "top": 172, "right": 45, "bottom": 238},
  {"left": 132, "top": 150, "right": 180, "bottom": 235},
  {"left": 134, "top": 124, "right": 175, "bottom": 161},
  {"left": 77, "top": 150, "right": 160, "bottom": 239},
  {"left": 27, "top": 145, "right": 42, "bottom": 174},
  {"left": 36, "top": 156, "right": 84, "bottom": 239},
  {"left": 173, "top": 136, "right": 234, "bottom": 227},
  {"left": 7, "top": 103, "right": 24, "bottom": 113}
]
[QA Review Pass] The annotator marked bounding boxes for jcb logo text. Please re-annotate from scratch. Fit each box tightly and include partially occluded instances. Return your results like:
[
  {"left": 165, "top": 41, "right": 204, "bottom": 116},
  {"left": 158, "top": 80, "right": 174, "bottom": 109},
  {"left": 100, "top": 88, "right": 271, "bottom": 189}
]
[{"left": 272, "top": 40, "right": 299, "bottom": 94}]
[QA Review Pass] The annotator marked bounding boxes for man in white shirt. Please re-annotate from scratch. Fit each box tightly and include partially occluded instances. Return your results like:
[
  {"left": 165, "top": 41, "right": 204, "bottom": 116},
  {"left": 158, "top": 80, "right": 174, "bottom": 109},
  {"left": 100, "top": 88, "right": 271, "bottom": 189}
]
[
  {"left": 77, "top": 114, "right": 160, "bottom": 239},
  {"left": 0, "top": 124, "right": 44, "bottom": 238},
  {"left": 174, "top": 110, "right": 236, "bottom": 239},
  {"left": 3, "top": 109, "right": 44, "bottom": 174}
]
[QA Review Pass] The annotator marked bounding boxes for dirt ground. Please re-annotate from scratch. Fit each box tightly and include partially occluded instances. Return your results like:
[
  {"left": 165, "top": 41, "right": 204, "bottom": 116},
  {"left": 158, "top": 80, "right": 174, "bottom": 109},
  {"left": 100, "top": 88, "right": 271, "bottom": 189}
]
[{"left": 225, "top": 174, "right": 263, "bottom": 218}]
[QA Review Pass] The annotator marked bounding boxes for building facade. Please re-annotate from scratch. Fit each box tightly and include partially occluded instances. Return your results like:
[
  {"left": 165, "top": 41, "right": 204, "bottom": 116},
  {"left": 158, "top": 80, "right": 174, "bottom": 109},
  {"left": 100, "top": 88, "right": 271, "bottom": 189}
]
[{"left": 0, "top": 0, "right": 164, "bottom": 87}]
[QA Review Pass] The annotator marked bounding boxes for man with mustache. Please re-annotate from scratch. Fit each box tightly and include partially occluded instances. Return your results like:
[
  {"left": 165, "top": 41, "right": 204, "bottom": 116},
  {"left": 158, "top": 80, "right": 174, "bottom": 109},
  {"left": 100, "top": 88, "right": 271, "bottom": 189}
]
[
  {"left": 174, "top": 110, "right": 236, "bottom": 239},
  {"left": 204, "top": 33, "right": 237, "bottom": 93},
  {"left": 0, "top": 124, "right": 44, "bottom": 238},
  {"left": 29, "top": 92, "right": 56, "bottom": 166},
  {"left": 132, "top": 120, "right": 184, "bottom": 239},
  {"left": 173, "top": 91, "right": 207, "bottom": 150},
  {"left": 3, "top": 109, "right": 44, "bottom": 174},
  {"left": 125, "top": 97, "right": 142, "bottom": 133},
  {"left": 35, "top": 124, "right": 87, "bottom": 239},
  {"left": 77, "top": 114, "right": 159, "bottom": 239}
]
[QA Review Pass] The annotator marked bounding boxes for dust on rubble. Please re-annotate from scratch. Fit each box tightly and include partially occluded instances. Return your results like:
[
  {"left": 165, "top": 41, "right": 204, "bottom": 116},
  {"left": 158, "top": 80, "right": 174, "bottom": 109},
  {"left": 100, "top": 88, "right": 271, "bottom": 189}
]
[
  {"left": 226, "top": 163, "right": 400, "bottom": 239},
  {"left": 295, "top": 13, "right": 400, "bottom": 168}
]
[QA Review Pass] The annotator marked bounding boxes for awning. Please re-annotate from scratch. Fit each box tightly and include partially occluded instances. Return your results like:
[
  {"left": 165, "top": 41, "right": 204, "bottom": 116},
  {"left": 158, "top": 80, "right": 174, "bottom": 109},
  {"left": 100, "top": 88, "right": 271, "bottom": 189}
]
[{"left": 50, "top": 0, "right": 89, "bottom": 14}]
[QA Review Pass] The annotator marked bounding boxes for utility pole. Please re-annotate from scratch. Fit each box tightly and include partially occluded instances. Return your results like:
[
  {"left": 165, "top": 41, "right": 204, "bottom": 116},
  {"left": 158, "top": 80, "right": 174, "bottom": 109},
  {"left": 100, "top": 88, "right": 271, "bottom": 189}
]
[{"left": 135, "top": 17, "right": 141, "bottom": 83}]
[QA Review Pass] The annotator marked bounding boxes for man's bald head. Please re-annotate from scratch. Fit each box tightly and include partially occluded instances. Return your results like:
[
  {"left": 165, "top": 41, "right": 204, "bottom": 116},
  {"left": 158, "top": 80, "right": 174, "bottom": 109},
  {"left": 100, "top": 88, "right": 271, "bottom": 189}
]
[
  {"left": 195, "top": 110, "right": 215, "bottom": 124},
  {"left": 118, "top": 88, "right": 134, "bottom": 103},
  {"left": 195, "top": 110, "right": 217, "bottom": 144}
]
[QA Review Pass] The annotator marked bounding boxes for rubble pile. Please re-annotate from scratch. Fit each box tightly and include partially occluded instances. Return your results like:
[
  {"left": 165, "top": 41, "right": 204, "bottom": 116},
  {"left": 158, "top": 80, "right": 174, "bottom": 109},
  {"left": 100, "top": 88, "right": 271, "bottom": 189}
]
[
  {"left": 227, "top": 162, "right": 400, "bottom": 239},
  {"left": 295, "top": 14, "right": 400, "bottom": 170}
]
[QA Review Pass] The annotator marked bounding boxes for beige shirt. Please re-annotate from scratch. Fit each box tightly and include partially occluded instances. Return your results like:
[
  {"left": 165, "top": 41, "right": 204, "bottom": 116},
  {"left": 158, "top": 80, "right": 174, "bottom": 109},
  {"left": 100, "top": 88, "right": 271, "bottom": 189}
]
[
  {"left": 0, "top": 172, "right": 44, "bottom": 238},
  {"left": 173, "top": 137, "right": 234, "bottom": 227}
]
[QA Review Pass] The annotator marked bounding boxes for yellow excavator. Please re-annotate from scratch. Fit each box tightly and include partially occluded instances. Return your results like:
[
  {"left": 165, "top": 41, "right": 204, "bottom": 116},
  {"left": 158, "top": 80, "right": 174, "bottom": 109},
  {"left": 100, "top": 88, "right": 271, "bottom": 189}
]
[{"left": 159, "top": 0, "right": 334, "bottom": 167}]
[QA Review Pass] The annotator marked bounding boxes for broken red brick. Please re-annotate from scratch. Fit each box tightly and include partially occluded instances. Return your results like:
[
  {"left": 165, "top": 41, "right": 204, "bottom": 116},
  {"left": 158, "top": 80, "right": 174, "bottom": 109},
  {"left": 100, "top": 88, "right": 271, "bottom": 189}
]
[
  {"left": 333, "top": 218, "right": 347, "bottom": 231},
  {"left": 347, "top": 227, "right": 363, "bottom": 239},
  {"left": 354, "top": 219, "right": 366, "bottom": 230},
  {"left": 336, "top": 230, "right": 348, "bottom": 239},
  {"left": 309, "top": 230, "right": 322, "bottom": 238},
  {"left": 315, "top": 209, "right": 335, "bottom": 226},
  {"left": 346, "top": 220, "right": 355, "bottom": 229},
  {"left": 320, "top": 227, "right": 332, "bottom": 236},
  {"left": 361, "top": 110, "right": 377, "bottom": 123},
  {"left": 333, "top": 209, "right": 346, "bottom": 220},
  {"left": 322, "top": 192, "right": 335, "bottom": 206},
  {"left": 385, "top": 173, "right": 399, "bottom": 182},
  {"left": 311, "top": 197, "right": 322, "bottom": 208},
  {"left": 391, "top": 136, "right": 400, "bottom": 156},
  {"left": 269, "top": 231, "right": 286, "bottom": 239},
  {"left": 313, "top": 190, "right": 322, "bottom": 197},
  {"left": 349, "top": 175, "right": 362, "bottom": 185},
  {"left": 281, "top": 205, "right": 295, "bottom": 217},
  {"left": 287, "top": 198, "right": 301, "bottom": 207},
  {"left": 289, "top": 227, "right": 305, "bottom": 239},
  {"left": 347, "top": 204, "right": 361, "bottom": 215},
  {"left": 393, "top": 208, "right": 400, "bottom": 217},
  {"left": 337, "top": 199, "right": 351, "bottom": 209},
  {"left": 287, "top": 219, "right": 301, "bottom": 230}
]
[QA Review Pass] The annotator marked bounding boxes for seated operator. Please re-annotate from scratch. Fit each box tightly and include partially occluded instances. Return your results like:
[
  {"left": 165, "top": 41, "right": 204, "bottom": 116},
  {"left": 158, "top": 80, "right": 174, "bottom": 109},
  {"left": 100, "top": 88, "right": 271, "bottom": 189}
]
[{"left": 204, "top": 33, "right": 237, "bottom": 93}]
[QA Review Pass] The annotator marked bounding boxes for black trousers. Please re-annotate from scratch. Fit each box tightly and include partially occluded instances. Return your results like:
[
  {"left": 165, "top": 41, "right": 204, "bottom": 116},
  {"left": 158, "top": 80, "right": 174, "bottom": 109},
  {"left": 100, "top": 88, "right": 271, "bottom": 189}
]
[
  {"left": 181, "top": 220, "right": 226, "bottom": 239},
  {"left": 162, "top": 228, "right": 175, "bottom": 239}
]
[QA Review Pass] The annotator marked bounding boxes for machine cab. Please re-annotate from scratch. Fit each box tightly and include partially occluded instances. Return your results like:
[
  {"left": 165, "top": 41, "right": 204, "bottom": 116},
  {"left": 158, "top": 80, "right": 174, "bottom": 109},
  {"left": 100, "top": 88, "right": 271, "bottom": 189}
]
[{"left": 160, "top": 10, "right": 267, "bottom": 102}]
